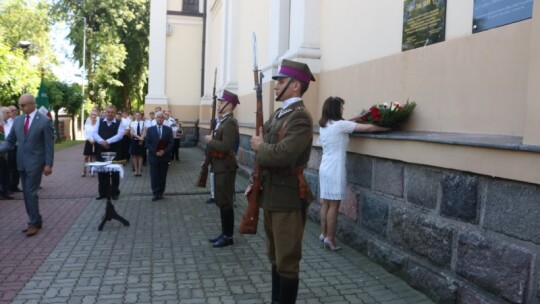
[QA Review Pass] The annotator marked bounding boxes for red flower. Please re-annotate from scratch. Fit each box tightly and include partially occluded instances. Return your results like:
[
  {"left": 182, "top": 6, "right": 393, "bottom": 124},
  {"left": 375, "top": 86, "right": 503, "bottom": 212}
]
[{"left": 369, "top": 106, "right": 381, "bottom": 122}]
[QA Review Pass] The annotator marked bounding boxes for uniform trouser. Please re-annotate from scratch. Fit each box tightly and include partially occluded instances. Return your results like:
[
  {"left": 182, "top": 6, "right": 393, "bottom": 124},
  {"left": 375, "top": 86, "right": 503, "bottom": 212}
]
[
  {"left": 20, "top": 170, "right": 43, "bottom": 226},
  {"left": 264, "top": 207, "right": 307, "bottom": 279},
  {"left": 98, "top": 172, "right": 120, "bottom": 197},
  {"left": 214, "top": 170, "right": 236, "bottom": 209}
]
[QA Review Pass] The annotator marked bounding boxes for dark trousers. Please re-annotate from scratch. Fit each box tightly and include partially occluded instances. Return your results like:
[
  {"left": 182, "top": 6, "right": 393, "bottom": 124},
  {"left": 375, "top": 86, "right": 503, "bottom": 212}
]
[
  {"left": 121, "top": 135, "right": 131, "bottom": 161},
  {"left": 7, "top": 148, "right": 19, "bottom": 190},
  {"left": 172, "top": 138, "right": 180, "bottom": 160},
  {"left": 0, "top": 157, "right": 9, "bottom": 196},
  {"left": 20, "top": 170, "right": 43, "bottom": 226},
  {"left": 98, "top": 172, "right": 120, "bottom": 197},
  {"left": 149, "top": 158, "right": 169, "bottom": 196}
]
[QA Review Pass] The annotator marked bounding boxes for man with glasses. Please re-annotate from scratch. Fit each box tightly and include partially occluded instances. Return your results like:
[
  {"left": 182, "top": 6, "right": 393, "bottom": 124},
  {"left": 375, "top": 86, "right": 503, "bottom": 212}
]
[{"left": 0, "top": 94, "right": 54, "bottom": 237}]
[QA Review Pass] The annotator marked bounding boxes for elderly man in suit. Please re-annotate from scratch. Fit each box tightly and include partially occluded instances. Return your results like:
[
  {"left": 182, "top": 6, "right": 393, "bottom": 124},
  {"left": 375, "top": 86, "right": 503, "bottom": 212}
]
[
  {"left": 0, "top": 94, "right": 54, "bottom": 237},
  {"left": 247, "top": 59, "right": 315, "bottom": 303},
  {"left": 145, "top": 111, "right": 174, "bottom": 201}
]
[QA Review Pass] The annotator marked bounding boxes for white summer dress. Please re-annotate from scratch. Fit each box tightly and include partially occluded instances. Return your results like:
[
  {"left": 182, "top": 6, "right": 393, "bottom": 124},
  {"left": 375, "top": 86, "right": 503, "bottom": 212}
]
[{"left": 318, "top": 120, "right": 356, "bottom": 200}]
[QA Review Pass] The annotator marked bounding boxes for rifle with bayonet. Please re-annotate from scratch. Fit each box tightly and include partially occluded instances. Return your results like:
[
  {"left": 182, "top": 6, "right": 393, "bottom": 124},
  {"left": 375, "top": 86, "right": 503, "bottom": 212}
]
[
  {"left": 239, "top": 33, "right": 263, "bottom": 234},
  {"left": 196, "top": 68, "right": 218, "bottom": 188}
]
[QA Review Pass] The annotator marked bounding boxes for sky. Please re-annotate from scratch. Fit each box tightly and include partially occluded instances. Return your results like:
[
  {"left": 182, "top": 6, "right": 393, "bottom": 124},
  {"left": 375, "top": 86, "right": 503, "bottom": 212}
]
[{"left": 50, "top": 20, "right": 84, "bottom": 84}]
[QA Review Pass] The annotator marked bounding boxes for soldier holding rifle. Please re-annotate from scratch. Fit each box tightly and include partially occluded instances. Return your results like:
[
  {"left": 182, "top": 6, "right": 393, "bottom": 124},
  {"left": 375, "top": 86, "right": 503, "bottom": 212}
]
[
  {"left": 205, "top": 90, "right": 240, "bottom": 248},
  {"left": 246, "top": 59, "right": 315, "bottom": 303}
]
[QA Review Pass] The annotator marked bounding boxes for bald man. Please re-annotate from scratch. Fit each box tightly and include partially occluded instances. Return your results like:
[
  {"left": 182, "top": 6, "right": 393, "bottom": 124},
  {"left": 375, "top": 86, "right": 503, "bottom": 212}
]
[{"left": 0, "top": 94, "right": 54, "bottom": 237}]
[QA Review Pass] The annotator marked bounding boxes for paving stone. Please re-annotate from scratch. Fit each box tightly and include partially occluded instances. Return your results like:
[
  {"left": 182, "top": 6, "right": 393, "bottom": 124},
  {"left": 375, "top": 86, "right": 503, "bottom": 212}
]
[{"left": 3, "top": 145, "right": 433, "bottom": 304}]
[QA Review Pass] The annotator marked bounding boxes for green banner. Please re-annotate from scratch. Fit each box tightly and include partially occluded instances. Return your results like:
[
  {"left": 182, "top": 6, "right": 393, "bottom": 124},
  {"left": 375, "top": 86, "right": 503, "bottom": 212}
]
[{"left": 36, "top": 80, "right": 51, "bottom": 117}]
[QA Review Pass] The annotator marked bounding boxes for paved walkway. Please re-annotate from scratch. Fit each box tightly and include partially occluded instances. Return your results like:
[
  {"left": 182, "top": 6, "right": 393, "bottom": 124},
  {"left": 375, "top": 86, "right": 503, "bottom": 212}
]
[{"left": 0, "top": 144, "right": 433, "bottom": 304}]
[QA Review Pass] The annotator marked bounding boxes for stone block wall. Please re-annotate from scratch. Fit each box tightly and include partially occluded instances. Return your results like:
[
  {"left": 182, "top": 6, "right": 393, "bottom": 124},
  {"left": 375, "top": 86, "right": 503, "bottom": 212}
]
[
  {"left": 308, "top": 146, "right": 539, "bottom": 304},
  {"left": 233, "top": 134, "right": 540, "bottom": 304}
]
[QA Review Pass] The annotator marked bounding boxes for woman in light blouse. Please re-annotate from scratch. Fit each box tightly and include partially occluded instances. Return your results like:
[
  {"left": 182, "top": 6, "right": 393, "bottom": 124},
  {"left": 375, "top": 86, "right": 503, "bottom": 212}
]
[
  {"left": 82, "top": 111, "right": 98, "bottom": 176},
  {"left": 129, "top": 111, "right": 147, "bottom": 176}
]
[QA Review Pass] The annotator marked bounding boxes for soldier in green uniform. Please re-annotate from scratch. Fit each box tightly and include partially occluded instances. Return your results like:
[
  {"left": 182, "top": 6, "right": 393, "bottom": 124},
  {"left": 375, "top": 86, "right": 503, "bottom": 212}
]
[
  {"left": 248, "top": 59, "right": 315, "bottom": 303},
  {"left": 205, "top": 90, "right": 240, "bottom": 248}
]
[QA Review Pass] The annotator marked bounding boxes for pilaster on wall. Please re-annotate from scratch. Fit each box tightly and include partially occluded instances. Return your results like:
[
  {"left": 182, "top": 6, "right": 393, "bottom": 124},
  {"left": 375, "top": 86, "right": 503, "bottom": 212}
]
[
  {"left": 523, "top": 2, "right": 540, "bottom": 145},
  {"left": 221, "top": 0, "right": 239, "bottom": 92},
  {"left": 284, "top": 0, "right": 321, "bottom": 73},
  {"left": 145, "top": 0, "right": 169, "bottom": 106}
]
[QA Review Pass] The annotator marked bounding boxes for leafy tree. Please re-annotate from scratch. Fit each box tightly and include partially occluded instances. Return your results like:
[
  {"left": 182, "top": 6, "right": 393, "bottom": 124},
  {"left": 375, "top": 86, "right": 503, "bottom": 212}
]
[
  {"left": 0, "top": 39, "right": 40, "bottom": 104},
  {"left": 45, "top": 78, "right": 65, "bottom": 140},
  {"left": 0, "top": 0, "right": 54, "bottom": 97},
  {"left": 63, "top": 82, "right": 83, "bottom": 140},
  {"left": 50, "top": 0, "right": 149, "bottom": 111},
  {"left": 45, "top": 79, "right": 83, "bottom": 141}
]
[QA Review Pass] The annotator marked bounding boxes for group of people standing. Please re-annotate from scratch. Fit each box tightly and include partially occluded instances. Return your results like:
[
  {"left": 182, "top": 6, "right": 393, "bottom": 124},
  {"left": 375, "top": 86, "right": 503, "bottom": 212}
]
[
  {"left": 0, "top": 60, "right": 387, "bottom": 303},
  {"left": 0, "top": 105, "right": 24, "bottom": 200},
  {"left": 83, "top": 106, "right": 180, "bottom": 202}
]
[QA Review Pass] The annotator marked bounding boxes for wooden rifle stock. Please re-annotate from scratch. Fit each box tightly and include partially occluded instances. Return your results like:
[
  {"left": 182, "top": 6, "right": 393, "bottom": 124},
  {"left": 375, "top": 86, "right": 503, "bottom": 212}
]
[
  {"left": 239, "top": 45, "right": 264, "bottom": 234},
  {"left": 196, "top": 68, "right": 218, "bottom": 188}
]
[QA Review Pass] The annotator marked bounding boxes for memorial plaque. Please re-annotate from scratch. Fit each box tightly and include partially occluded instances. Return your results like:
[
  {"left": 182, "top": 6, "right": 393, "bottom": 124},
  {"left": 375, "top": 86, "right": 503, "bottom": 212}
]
[
  {"left": 402, "top": 0, "right": 447, "bottom": 52},
  {"left": 473, "top": 0, "right": 533, "bottom": 33}
]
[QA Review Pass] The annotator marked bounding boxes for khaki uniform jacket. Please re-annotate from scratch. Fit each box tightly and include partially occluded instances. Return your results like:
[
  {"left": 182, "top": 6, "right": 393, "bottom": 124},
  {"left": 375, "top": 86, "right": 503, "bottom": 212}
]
[
  {"left": 208, "top": 114, "right": 239, "bottom": 174},
  {"left": 257, "top": 101, "right": 313, "bottom": 211}
]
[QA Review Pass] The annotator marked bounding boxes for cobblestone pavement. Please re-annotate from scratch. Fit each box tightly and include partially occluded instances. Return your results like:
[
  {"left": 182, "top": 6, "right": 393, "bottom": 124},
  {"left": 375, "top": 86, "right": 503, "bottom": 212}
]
[{"left": 1, "top": 144, "right": 433, "bottom": 304}]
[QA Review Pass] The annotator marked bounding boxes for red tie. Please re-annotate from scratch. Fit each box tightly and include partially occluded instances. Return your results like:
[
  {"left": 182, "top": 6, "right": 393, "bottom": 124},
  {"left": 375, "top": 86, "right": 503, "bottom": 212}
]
[{"left": 24, "top": 114, "right": 30, "bottom": 135}]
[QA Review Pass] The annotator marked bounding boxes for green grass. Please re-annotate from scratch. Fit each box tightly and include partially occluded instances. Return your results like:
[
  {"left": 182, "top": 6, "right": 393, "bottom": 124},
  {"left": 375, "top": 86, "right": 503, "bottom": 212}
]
[{"left": 54, "top": 140, "right": 84, "bottom": 151}]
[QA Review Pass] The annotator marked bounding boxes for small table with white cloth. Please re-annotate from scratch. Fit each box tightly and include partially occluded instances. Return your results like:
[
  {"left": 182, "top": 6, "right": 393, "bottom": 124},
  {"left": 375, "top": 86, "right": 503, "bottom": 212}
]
[{"left": 86, "top": 162, "right": 130, "bottom": 231}]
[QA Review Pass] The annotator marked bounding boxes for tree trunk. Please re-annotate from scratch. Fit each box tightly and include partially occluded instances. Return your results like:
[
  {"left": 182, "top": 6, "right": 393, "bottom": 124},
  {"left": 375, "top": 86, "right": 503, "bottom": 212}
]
[
  {"left": 71, "top": 115, "right": 76, "bottom": 141},
  {"left": 54, "top": 109, "right": 61, "bottom": 143}
]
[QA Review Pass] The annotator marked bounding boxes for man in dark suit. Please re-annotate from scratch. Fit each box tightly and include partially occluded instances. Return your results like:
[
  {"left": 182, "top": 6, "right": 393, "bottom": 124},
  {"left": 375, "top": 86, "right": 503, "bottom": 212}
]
[
  {"left": 93, "top": 105, "right": 125, "bottom": 200},
  {"left": 0, "top": 94, "right": 54, "bottom": 237},
  {"left": 247, "top": 59, "right": 315, "bottom": 303},
  {"left": 145, "top": 111, "right": 174, "bottom": 201}
]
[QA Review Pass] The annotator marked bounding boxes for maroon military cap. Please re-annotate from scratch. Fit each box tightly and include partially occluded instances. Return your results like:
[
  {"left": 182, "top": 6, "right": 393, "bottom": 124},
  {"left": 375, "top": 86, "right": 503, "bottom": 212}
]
[
  {"left": 218, "top": 90, "right": 240, "bottom": 106},
  {"left": 272, "top": 59, "right": 315, "bottom": 84}
]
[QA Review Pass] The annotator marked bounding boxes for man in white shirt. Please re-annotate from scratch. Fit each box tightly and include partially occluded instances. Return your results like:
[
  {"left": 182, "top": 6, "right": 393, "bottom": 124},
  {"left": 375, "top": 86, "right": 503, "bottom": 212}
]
[
  {"left": 0, "top": 107, "right": 13, "bottom": 200},
  {"left": 93, "top": 105, "right": 126, "bottom": 200},
  {"left": 119, "top": 111, "right": 132, "bottom": 162},
  {"left": 7, "top": 105, "right": 21, "bottom": 193},
  {"left": 163, "top": 110, "right": 175, "bottom": 127}
]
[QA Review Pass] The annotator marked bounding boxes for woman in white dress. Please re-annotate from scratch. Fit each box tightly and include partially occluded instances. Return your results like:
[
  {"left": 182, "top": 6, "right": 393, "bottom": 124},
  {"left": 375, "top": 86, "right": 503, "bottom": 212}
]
[{"left": 318, "top": 97, "right": 387, "bottom": 251}]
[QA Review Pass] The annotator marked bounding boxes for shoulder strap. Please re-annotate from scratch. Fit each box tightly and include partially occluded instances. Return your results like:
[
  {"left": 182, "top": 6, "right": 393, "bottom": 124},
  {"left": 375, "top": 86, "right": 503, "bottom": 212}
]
[{"left": 277, "top": 106, "right": 304, "bottom": 141}]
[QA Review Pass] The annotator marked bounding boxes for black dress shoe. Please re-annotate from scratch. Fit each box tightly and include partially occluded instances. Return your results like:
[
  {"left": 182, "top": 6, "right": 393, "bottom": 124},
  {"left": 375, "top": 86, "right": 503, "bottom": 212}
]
[
  {"left": 205, "top": 198, "right": 216, "bottom": 204},
  {"left": 95, "top": 196, "right": 105, "bottom": 200},
  {"left": 209, "top": 234, "right": 224, "bottom": 243},
  {"left": 2, "top": 195, "right": 14, "bottom": 200},
  {"left": 212, "top": 235, "right": 234, "bottom": 248},
  {"left": 22, "top": 224, "right": 42, "bottom": 233},
  {"left": 152, "top": 196, "right": 159, "bottom": 201},
  {"left": 11, "top": 188, "right": 22, "bottom": 192}
]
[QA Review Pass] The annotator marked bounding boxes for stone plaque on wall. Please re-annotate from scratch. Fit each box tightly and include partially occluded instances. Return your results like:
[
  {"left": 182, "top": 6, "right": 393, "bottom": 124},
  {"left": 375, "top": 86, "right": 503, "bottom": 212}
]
[
  {"left": 402, "top": 0, "right": 447, "bottom": 51},
  {"left": 473, "top": 0, "right": 533, "bottom": 33}
]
